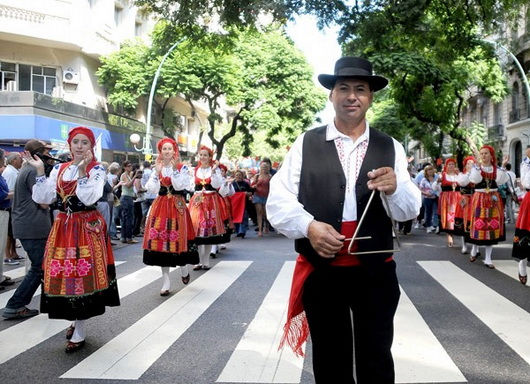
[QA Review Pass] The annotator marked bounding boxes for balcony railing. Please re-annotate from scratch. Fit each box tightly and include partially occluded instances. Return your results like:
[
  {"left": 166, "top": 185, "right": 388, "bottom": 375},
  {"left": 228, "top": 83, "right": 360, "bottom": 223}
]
[{"left": 488, "top": 124, "right": 504, "bottom": 139}]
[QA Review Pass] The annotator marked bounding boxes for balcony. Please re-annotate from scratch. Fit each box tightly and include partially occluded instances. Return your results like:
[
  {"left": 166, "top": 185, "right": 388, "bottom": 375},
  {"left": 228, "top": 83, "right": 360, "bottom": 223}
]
[
  {"left": 488, "top": 124, "right": 505, "bottom": 140},
  {"left": 509, "top": 109, "right": 520, "bottom": 123}
]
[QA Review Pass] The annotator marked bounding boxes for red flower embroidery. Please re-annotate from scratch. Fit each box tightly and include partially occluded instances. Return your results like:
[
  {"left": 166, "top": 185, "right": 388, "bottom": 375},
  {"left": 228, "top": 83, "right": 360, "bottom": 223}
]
[
  {"left": 169, "top": 230, "right": 179, "bottom": 242},
  {"left": 77, "top": 259, "right": 92, "bottom": 277},
  {"left": 63, "top": 260, "right": 75, "bottom": 277},
  {"left": 159, "top": 231, "right": 169, "bottom": 241},
  {"left": 149, "top": 228, "right": 159, "bottom": 240},
  {"left": 49, "top": 260, "right": 64, "bottom": 277}
]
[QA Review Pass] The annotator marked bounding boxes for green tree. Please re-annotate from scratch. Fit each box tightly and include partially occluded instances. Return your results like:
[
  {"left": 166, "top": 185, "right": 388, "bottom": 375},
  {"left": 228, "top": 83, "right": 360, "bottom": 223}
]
[{"left": 97, "top": 23, "right": 325, "bottom": 159}]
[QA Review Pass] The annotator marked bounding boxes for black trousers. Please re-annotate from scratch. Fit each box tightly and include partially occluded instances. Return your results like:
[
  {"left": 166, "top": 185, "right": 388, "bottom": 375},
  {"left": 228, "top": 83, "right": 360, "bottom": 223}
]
[{"left": 302, "top": 261, "right": 400, "bottom": 384}]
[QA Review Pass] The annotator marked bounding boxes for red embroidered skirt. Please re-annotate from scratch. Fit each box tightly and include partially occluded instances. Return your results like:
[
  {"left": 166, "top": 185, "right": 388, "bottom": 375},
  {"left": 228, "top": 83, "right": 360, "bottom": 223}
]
[
  {"left": 469, "top": 191, "right": 505, "bottom": 245},
  {"left": 189, "top": 192, "right": 228, "bottom": 244},
  {"left": 513, "top": 192, "right": 530, "bottom": 260},
  {"left": 439, "top": 190, "right": 462, "bottom": 235},
  {"left": 41, "top": 210, "right": 120, "bottom": 321},
  {"left": 142, "top": 194, "right": 199, "bottom": 267}
]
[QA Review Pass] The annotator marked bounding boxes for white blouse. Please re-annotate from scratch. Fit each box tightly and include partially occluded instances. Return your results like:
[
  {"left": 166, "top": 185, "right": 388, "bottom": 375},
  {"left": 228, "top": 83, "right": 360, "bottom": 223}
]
[
  {"left": 468, "top": 165, "right": 509, "bottom": 188},
  {"left": 145, "top": 165, "right": 192, "bottom": 194},
  {"left": 521, "top": 158, "right": 530, "bottom": 190},
  {"left": 33, "top": 163, "right": 106, "bottom": 206},
  {"left": 218, "top": 181, "right": 235, "bottom": 197},
  {"left": 192, "top": 167, "right": 225, "bottom": 191},
  {"left": 433, "top": 173, "right": 461, "bottom": 193}
]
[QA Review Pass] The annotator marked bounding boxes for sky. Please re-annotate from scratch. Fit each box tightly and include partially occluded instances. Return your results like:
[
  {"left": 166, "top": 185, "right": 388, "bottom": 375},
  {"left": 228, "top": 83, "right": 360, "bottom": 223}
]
[{"left": 286, "top": 14, "right": 341, "bottom": 125}]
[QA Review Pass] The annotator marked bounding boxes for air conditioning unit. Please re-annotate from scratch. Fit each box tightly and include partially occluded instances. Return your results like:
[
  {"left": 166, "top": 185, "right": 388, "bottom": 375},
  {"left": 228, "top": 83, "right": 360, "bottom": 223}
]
[
  {"left": 6, "top": 80, "right": 16, "bottom": 91},
  {"left": 63, "top": 69, "right": 80, "bottom": 85}
]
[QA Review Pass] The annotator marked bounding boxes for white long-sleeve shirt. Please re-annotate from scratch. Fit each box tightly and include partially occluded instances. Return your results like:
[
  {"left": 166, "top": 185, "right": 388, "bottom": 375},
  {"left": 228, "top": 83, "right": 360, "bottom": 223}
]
[
  {"left": 521, "top": 158, "right": 530, "bottom": 190},
  {"left": 266, "top": 123, "right": 421, "bottom": 239},
  {"left": 191, "top": 167, "right": 225, "bottom": 192},
  {"left": 468, "top": 165, "right": 509, "bottom": 191},
  {"left": 219, "top": 181, "right": 235, "bottom": 197},
  {"left": 33, "top": 163, "right": 106, "bottom": 206},
  {"left": 145, "top": 165, "right": 192, "bottom": 194}
]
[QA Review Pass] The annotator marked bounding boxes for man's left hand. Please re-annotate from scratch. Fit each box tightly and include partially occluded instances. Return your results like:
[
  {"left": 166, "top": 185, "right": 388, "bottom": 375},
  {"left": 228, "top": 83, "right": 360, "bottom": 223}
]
[{"left": 367, "top": 167, "right": 397, "bottom": 195}]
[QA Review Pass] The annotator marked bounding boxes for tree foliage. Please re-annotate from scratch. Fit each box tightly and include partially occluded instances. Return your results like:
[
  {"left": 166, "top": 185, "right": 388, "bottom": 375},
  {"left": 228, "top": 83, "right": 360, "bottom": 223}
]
[{"left": 97, "top": 22, "right": 326, "bottom": 159}]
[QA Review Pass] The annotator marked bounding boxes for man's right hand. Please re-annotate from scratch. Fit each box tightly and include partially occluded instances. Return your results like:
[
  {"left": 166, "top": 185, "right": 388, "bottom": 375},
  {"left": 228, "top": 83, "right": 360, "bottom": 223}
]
[{"left": 307, "top": 220, "right": 345, "bottom": 258}]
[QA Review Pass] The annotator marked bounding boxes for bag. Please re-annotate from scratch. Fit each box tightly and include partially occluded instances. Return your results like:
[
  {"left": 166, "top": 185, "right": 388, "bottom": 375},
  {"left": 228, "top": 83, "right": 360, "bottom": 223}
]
[
  {"left": 113, "top": 194, "right": 121, "bottom": 207},
  {"left": 114, "top": 185, "right": 122, "bottom": 199}
]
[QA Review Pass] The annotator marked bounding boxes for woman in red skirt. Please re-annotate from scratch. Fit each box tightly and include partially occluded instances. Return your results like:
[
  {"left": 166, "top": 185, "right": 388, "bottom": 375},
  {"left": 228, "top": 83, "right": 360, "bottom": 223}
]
[
  {"left": 209, "top": 163, "right": 235, "bottom": 257},
  {"left": 513, "top": 146, "right": 530, "bottom": 284},
  {"left": 142, "top": 138, "right": 198, "bottom": 296},
  {"left": 24, "top": 126, "right": 120, "bottom": 353},
  {"left": 437, "top": 158, "right": 462, "bottom": 247},
  {"left": 189, "top": 146, "right": 229, "bottom": 270},
  {"left": 467, "top": 145, "right": 509, "bottom": 268},
  {"left": 456, "top": 156, "right": 477, "bottom": 254}
]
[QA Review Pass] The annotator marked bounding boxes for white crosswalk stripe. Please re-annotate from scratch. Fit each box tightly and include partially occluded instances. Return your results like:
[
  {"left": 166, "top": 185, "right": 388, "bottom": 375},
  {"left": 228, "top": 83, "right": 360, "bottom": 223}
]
[
  {"left": 217, "top": 261, "right": 304, "bottom": 383},
  {"left": 0, "top": 262, "right": 158, "bottom": 365},
  {"left": 418, "top": 260, "right": 530, "bottom": 366},
  {"left": 3, "top": 258, "right": 530, "bottom": 383},
  {"left": 61, "top": 261, "right": 252, "bottom": 380}
]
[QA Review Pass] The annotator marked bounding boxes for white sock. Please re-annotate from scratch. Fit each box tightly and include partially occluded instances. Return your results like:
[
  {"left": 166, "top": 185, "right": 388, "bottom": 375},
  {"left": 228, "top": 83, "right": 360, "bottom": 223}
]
[
  {"left": 484, "top": 246, "right": 493, "bottom": 265},
  {"left": 519, "top": 260, "right": 527, "bottom": 277},
  {"left": 161, "top": 267, "right": 170, "bottom": 291},
  {"left": 180, "top": 265, "right": 188, "bottom": 277},
  {"left": 199, "top": 245, "right": 212, "bottom": 267},
  {"left": 461, "top": 237, "right": 467, "bottom": 253},
  {"left": 70, "top": 320, "right": 86, "bottom": 343},
  {"left": 211, "top": 245, "right": 218, "bottom": 254},
  {"left": 471, "top": 244, "right": 479, "bottom": 257}
]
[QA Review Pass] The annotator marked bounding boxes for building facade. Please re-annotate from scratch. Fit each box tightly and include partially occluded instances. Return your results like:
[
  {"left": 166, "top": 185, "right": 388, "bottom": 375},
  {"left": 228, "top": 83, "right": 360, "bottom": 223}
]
[
  {"left": 461, "top": 7, "right": 530, "bottom": 177},
  {"left": 0, "top": 0, "right": 207, "bottom": 162}
]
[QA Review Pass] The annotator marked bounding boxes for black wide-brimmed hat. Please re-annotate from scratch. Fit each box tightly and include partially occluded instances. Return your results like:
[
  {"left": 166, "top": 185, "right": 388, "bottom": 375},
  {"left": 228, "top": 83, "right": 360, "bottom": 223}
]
[{"left": 318, "top": 56, "right": 388, "bottom": 91}]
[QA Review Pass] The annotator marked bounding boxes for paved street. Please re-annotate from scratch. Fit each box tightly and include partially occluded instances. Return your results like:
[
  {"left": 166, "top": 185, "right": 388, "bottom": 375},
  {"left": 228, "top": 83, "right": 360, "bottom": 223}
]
[{"left": 1, "top": 223, "right": 530, "bottom": 384}]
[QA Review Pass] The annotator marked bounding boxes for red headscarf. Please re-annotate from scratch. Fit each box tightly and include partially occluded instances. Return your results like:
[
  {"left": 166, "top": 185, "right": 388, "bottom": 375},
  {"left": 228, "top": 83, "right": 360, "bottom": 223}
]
[
  {"left": 218, "top": 163, "right": 227, "bottom": 172},
  {"left": 157, "top": 138, "right": 180, "bottom": 163},
  {"left": 480, "top": 145, "right": 496, "bottom": 165},
  {"left": 462, "top": 156, "right": 475, "bottom": 173},
  {"left": 67, "top": 126, "right": 97, "bottom": 165},
  {"left": 443, "top": 158, "right": 456, "bottom": 172},
  {"left": 68, "top": 126, "right": 95, "bottom": 147},
  {"left": 199, "top": 145, "right": 214, "bottom": 166}
]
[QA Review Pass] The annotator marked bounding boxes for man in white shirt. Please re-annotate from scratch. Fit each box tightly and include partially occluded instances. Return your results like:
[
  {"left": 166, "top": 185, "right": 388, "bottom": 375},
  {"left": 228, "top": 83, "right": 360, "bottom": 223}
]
[
  {"left": 2, "top": 152, "right": 22, "bottom": 265},
  {"left": 267, "top": 57, "right": 421, "bottom": 384}
]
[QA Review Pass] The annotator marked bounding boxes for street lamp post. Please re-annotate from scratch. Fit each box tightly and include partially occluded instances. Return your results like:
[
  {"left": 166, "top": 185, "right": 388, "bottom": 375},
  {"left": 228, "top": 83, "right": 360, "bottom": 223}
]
[{"left": 130, "top": 39, "right": 184, "bottom": 157}]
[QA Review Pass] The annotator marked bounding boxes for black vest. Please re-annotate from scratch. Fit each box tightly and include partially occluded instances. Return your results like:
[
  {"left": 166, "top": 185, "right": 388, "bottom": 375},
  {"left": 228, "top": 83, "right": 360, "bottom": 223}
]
[{"left": 295, "top": 126, "right": 395, "bottom": 268}]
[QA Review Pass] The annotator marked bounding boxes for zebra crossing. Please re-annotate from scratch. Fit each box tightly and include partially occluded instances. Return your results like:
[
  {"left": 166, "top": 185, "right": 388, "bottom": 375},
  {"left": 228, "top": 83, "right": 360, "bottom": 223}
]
[{"left": 1, "top": 256, "right": 530, "bottom": 383}]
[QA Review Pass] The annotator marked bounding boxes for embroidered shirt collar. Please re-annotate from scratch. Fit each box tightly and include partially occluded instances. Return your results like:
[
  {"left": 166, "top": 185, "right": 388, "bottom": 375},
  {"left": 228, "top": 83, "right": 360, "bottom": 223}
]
[{"left": 326, "top": 121, "right": 370, "bottom": 148}]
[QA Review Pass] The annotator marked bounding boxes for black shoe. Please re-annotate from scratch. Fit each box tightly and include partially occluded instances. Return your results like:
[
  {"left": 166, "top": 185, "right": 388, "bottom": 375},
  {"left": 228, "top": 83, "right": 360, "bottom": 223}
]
[
  {"left": 160, "top": 290, "right": 170, "bottom": 296},
  {"left": 181, "top": 274, "right": 190, "bottom": 285},
  {"left": 193, "top": 264, "right": 202, "bottom": 271},
  {"left": 210, "top": 252, "right": 217, "bottom": 258}
]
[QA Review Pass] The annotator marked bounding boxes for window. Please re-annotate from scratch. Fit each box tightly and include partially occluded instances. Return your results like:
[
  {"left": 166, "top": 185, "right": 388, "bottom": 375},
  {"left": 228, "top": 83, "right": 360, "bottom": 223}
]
[
  {"left": 135, "top": 21, "right": 142, "bottom": 36},
  {"left": 114, "top": 5, "right": 123, "bottom": 26},
  {"left": 0, "top": 62, "right": 16, "bottom": 91}
]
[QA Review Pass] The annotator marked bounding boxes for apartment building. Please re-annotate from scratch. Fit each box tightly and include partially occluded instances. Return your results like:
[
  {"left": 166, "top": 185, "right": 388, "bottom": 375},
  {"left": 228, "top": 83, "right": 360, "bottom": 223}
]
[
  {"left": 0, "top": 0, "right": 206, "bottom": 162},
  {"left": 461, "top": 7, "right": 530, "bottom": 177}
]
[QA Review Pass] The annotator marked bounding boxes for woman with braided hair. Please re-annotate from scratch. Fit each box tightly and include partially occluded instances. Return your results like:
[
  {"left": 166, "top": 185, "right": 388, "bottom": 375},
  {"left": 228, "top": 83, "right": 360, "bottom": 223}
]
[
  {"left": 23, "top": 126, "right": 120, "bottom": 353},
  {"left": 142, "top": 138, "right": 198, "bottom": 296},
  {"left": 466, "top": 145, "right": 509, "bottom": 268}
]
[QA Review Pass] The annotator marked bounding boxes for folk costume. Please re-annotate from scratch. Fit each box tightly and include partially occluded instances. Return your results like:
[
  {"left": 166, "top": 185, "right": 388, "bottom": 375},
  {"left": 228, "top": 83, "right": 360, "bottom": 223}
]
[
  {"left": 456, "top": 156, "right": 477, "bottom": 254},
  {"left": 467, "top": 145, "right": 509, "bottom": 267},
  {"left": 32, "top": 126, "right": 120, "bottom": 350},
  {"left": 142, "top": 138, "right": 198, "bottom": 294},
  {"left": 189, "top": 146, "right": 228, "bottom": 270},
  {"left": 437, "top": 159, "right": 463, "bottom": 236},
  {"left": 513, "top": 156, "right": 530, "bottom": 284},
  {"left": 210, "top": 164, "right": 235, "bottom": 257},
  {"left": 267, "top": 123, "right": 421, "bottom": 383}
]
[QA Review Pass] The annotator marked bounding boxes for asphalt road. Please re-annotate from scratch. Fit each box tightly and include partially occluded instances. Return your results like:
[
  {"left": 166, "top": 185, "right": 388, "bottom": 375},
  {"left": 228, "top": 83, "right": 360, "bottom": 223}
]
[{"left": 1, "top": 223, "right": 529, "bottom": 384}]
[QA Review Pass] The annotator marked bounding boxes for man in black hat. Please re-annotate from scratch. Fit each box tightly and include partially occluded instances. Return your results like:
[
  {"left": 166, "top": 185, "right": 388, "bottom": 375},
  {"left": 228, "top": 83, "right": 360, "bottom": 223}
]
[
  {"left": 2, "top": 140, "right": 53, "bottom": 319},
  {"left": 267, "top": 57, "right": 421, "bottom": 383}
]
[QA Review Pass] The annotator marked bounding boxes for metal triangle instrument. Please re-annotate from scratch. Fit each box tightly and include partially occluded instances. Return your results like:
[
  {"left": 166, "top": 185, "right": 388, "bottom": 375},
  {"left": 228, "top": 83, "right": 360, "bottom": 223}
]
[{"left": 345, "top": 189, "right": 401, "bottom": 255}]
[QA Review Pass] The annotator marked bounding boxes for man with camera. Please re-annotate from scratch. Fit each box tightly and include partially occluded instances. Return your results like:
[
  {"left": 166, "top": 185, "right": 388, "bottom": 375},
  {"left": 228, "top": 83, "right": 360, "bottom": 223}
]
[{"left": 3, "top": 140, "right": 53, "bottom": 319}]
